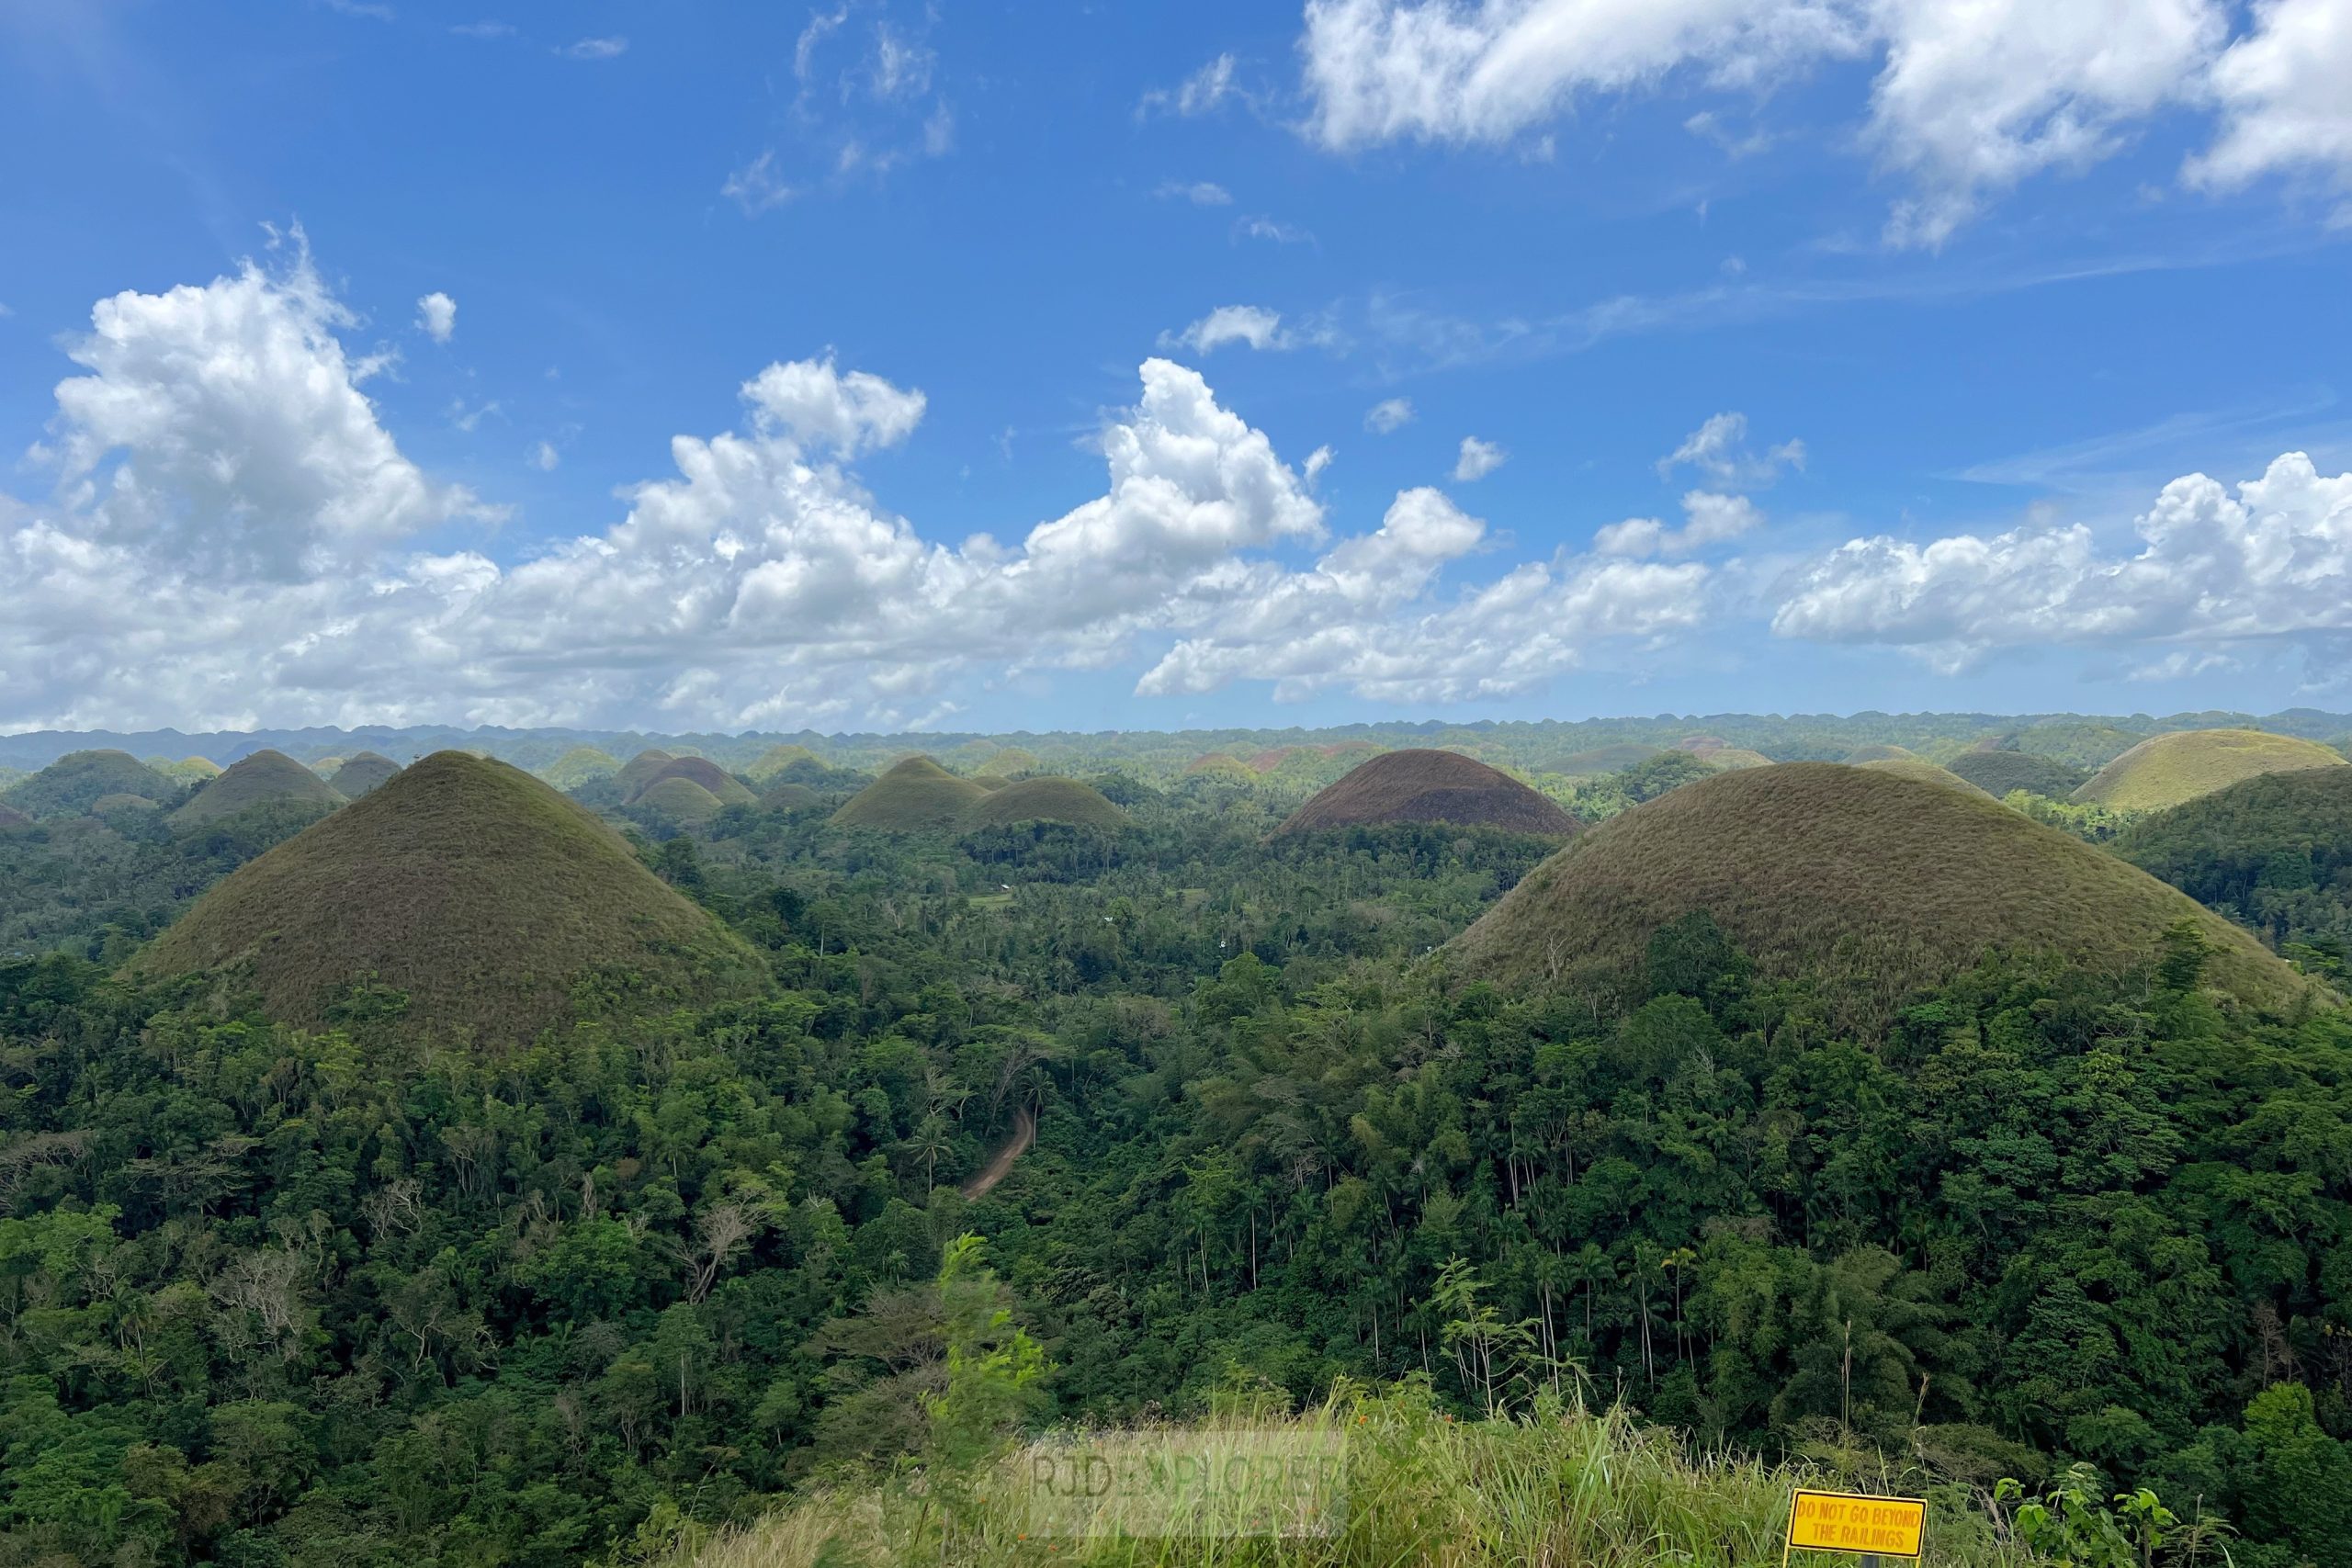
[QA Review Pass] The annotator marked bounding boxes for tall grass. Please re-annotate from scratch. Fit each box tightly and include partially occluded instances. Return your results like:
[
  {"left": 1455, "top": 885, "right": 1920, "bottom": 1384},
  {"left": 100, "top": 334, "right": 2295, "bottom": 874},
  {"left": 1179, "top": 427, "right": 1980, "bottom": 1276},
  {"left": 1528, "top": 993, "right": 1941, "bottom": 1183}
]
[{"left": 673, "top": 1386, "right": 2023, "bottom": 1568}]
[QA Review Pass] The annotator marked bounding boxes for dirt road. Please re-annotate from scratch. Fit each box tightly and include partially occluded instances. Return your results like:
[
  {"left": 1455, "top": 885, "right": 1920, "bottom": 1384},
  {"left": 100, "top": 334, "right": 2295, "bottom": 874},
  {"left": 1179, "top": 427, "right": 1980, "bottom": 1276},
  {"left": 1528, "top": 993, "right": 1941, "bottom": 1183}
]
[{"left": 961, "top": 1107, "right": 1035, "bottom": 1199}]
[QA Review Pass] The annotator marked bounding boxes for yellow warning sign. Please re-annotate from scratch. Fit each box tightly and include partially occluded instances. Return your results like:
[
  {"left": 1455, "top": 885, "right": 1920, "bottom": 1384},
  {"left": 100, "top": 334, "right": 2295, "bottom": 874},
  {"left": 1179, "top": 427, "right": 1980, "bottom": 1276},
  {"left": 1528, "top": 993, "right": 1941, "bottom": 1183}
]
[{"left": 1784, "top": 1489, "right": 1928, "bottom": 1557}]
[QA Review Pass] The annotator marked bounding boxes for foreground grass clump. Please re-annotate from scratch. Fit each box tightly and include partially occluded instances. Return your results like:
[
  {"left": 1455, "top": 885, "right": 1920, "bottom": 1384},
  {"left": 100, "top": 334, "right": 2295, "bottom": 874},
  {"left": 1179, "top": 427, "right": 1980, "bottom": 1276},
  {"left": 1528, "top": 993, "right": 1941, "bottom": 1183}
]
[
  {"left": 1450, "top": 762, "right": 2313, "bottom": 1017},
  {"left": 679, "top": 1390, "right": 2035, "bottom": 1568},
  {"left": 2073, "top": 728, "right": 2346, "bottom": 811}
]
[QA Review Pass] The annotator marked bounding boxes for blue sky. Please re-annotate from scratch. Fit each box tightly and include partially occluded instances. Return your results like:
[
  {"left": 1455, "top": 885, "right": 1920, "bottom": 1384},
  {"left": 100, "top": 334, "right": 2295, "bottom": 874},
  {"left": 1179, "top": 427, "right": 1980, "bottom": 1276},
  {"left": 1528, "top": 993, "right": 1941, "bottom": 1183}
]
[{"left": 3, "top": 0, "right": 2349, "bottom": 735}]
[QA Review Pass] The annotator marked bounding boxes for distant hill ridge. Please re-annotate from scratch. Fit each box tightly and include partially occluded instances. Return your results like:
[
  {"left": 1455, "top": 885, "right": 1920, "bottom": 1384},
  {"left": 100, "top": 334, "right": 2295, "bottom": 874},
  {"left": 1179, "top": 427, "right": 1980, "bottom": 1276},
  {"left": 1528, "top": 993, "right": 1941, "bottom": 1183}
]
[{"left": 2074, "top": 728, "right": 2347, "bottom": 811}]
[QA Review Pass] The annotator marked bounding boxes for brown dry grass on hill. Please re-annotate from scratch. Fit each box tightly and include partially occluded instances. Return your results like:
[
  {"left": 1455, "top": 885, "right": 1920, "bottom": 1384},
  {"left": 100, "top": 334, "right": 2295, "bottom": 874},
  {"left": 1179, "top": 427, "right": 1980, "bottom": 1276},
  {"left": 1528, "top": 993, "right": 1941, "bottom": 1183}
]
[
  {"left": 635, "top": 755, "right": 757, "bottom": 807},
  {"left": 169, "top": 750, "right": 345, "bottom": 826},
  {"left": 1280, "top": 749, "right": 1578, "bottom": 836},
  {"left": 831, "top": 756, "right": 989, "bottom": 829},
  {"left": 128, "top": 751, "right": 755, "bottom": 1040},
  {"left": 1451, "top": 761, "right": 2313, "bottom": 1021}
]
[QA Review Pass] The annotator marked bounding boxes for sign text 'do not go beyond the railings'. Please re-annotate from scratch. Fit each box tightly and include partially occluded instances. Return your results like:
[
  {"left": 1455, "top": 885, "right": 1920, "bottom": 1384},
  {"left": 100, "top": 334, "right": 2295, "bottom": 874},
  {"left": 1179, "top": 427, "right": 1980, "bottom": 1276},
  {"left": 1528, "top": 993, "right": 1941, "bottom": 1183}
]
[{"left": 1782, "top": 1489, "right": 1928, "bottom": 1562}]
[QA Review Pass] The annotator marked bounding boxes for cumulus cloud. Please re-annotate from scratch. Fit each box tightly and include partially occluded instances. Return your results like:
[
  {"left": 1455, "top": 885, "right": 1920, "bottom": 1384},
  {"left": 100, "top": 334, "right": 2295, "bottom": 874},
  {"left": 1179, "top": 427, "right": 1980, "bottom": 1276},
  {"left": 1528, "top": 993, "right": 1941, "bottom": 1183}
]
[
  {"left": 1, "top": 249, "right": 1733, "bottom": 730},
  {"left": 2188, "top": 0, "right": 2352, "bottom": 200},
  {"left": 1364, "top": 397, "right": 1414, "bottom": 434},
  {"left": 1294, "top": 0, "right": 2293, "bottom": 243},
  {"left": 1453, "top": 435, "right": 1507, "bottom": 481},
  {"left": 1771, "top": 451, "right": 2352, "bottom": 671},
  {"left": 1659, "top": 411, "right": 1804, "bottom": 485},
  {"left": 1161, "top": 305, "right": 1291, "bottom": 354},
  {"left": 1596, "top": 491, "right": 1764, "bottom": 556},
  {"left": 416, "top": 291, "right": 457, "bottom": 344}
]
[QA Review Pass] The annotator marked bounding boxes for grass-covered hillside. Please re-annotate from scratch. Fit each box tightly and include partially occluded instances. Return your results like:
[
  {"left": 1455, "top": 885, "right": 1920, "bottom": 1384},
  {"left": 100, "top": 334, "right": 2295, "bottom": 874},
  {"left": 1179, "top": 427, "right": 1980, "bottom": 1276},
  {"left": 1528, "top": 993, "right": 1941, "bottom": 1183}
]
[
  {"left": 1544, "top": 741, "right": 1667, "bottom": 775},
  {"left": 326, "top": 751, "right": 402, "bottom": 795},
  {"left": 2074, "top": 728, "right": 2347, "bottom": 811},
  {"left": 831, "top": 755, "right": 990, "bottom": 829},
  {"left": 1944, "top": 750, "right": 2090, "bottom": 799},
  {"left": 1452, "top": 762, "right": 2311, "bottom": 1016},
  {"left": 635, "top": 755, "right": 759, "bottom": 807},
  {"left": 0, "top": 749, "right": 180, "bottom": 818},
  {"left": 127, "top": 750, "right": 755, "bottom": 1037},
  {"left": 960, "top": 775, "right": 1130, "bottom": 829},
  {"left": 1856, "top": 755, "right": 1987, "bottom": 794},
  {"left": 168, "top": 749, "right": 345, "bottom": 826},
  {"left": 2115, "top": 765, "right": 2352, "bottom": 979},
  {"left": 1280, "top": 749, "right": 1577, "bottom": 836}
]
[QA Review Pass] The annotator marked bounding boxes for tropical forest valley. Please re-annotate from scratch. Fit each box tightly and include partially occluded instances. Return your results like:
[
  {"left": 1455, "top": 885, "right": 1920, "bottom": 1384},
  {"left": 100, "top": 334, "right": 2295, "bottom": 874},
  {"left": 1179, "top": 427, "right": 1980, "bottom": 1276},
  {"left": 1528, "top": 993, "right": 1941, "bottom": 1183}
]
[{"left": 0, "top": 713, "right": 2346, "bottom": 1566}]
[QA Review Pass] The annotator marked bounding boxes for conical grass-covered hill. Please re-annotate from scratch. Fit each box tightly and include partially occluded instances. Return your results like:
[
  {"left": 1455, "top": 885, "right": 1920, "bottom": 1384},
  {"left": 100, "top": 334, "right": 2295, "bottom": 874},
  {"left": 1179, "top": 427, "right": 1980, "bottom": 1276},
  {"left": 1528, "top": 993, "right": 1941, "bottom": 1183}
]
[
  {"left": 975, "top": 746, "right": 1043, "bottom": 778},
  {"left": 635, "top": 776, "right": 727, "bottom": 825},
  {"left": 614, "top": 750, "right": 677, "bottom": 798},
  {"left": 126, "top": 752, "right": 757, "bottom": 1040},
  {"left": 2, "top": 750, "right": 180, "bottom": 818},
  {"left": 1855, "top": 755, "right": 1987, "bottom": 795},
  {"left": 328, "top": 751, "right": 402, "bottom": 796},
  {"left": 2073, "top": 728, "right": 2347, "bottom": 812},
  {"left": 743, "top": 744, "right": 820, "bottom": 782},
  {"left": 170, "top": 750, "right": 346, "bottom": 827},
  {"left": 1279, "top": 749, "right": 1577, "bottom": 837},
  {"left": 632, "top": 756, "right": 757, "bottom": 807},
  {"left": 959, "top": 776, "right": 1130, "bottom": 829},
  {"left": 1449, "top": 763, "right": 2314, "bottom": 1018},
  {"left": 831, "top": 756, "right": 988, "bottom": 830},
  {"left": 1945, "top": 749, "right": 2088, "bottom": 799},
  {"left": 542, "top": 746, "right": 622, "bottom": 791}
]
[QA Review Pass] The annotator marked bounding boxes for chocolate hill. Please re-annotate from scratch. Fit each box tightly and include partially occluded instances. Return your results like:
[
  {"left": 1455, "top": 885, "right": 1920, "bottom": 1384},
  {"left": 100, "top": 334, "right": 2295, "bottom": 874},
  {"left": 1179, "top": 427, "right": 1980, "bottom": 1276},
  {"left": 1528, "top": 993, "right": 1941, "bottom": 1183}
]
[{"left": 1278, "top": 750, "right": 1578, "bottom": 837}]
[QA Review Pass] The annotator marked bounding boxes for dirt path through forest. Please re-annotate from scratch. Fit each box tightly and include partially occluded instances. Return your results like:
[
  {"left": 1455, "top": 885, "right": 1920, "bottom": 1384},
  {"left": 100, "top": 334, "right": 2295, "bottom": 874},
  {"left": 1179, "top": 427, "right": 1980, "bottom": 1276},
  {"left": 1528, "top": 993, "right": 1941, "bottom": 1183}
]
[{"left": 962, "top": 1107, "right": 1034, "bottom": 1199}]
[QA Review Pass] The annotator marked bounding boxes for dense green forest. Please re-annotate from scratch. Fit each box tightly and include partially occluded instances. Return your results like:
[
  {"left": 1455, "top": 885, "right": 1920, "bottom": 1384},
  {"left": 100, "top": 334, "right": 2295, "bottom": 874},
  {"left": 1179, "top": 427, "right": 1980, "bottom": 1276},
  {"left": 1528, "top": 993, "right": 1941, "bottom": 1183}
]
[{"left": 0, "top": 732, "right": 2347, "bottom": 1566}]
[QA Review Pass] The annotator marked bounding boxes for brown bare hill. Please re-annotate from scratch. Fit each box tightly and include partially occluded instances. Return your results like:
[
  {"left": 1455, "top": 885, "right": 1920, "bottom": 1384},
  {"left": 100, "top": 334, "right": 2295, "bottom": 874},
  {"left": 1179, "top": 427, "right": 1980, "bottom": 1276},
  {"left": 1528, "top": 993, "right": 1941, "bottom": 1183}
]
[
  {"left": 1451, "top": 762, "right": 2311, "bottom": 1018},
  {"left": 1279, "top": 750, "right": 1577, "bottom": 837},
  {"left": 960, "top": 777, "right": 1129, "bottom": 829},
  {"left": 328, "top": 752, "right": 403, "bottom": 796},
  {"left": 126, "top": 751, "right": 753, "bottom": 1039},
  {"left": 634, "top": 756, "right": 757, "bottom": 807},
  {"left": 615, "top": 750, "right": 677, "bottom": 798},
  {"left": 831, "top": 756, "right": 989, "bottom": 829},
  {"left": 170, "top": 750, "right": 345, "bottom": 827}
]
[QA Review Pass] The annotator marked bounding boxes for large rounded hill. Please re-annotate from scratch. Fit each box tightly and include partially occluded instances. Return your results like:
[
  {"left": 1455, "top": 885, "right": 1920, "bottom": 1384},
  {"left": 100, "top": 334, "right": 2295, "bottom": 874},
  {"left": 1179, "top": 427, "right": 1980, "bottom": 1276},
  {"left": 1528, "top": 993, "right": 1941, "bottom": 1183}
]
[
  {"left": 961, "top": 776, "right": 1129, "bottom": 829},
  {"left": 631, "top": 756, "right": 757, "bottom": 807},
  {"left": 1450, "top": 763, "right": 2311, "bottom": 1016},
  {"left": 2112, "top": 766, "right": 2352, "bottom": 912},
  {"left": 2073, "top": 728, "right": 2346, "bottom": 812},
  {"left": 328, "top": 752, "right": 403, "bottom": 796},
  {"left": 831, "top": 756, "right": 989, "bottom": 829},
  {"left": 170, "top": 750, "right": 345, "bottom": 826},
  {"left": 1279, "top": 749, "right": 1577, "bottom": 837},
  {"left": 1945, "top": 750, "right": 2089, "bottom": 799},
  {"left": 127, "top": 751, "right": 754, "bottom": 1040},
  {"left": 2, "top": 750, "right": 179, "bottom": 818}
]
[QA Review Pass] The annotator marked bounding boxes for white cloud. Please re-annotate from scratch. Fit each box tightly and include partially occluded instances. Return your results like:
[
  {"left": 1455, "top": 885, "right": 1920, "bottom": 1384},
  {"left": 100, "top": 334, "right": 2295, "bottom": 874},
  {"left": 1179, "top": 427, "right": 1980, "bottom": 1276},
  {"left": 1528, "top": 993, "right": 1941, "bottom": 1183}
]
[
  {"left": 1658, "top": 411, "right": 1804, "bottom": 485},
  {"left": 1596, "top": 490, "right": 1763, "bottom": 556},
  {"left": 1139, "top": 52, "right": 1238, "bottom": 119},
  {"left": 1453, "top": 435, "right": 1507, "bottom": 481},
  {"left": 1158, "top": 180, "right": 1234, "bottom": 205},
  {"left": 1364, "top": 397, "right": 1415, "bottom": 434},
  {"left": 1160, "top": 305, "right": 1290, "bottom": 354},
  {"left": 1, "top": 249, "right": 1736, "bottom": 730},
  {"left": 1303, "top": 445, "right": 1335, "bottom": 485},
  {"left": 2188, "top": 0, "right": 2352, "bottom": 200},
  {"left": 1771, "top": 451, "right": 2352, "bottom": 671},
  {"left": 559, "top": 35, "right": 628, "bottom": 60},
  {"left": 529, "top": 440, "right": 560, "bottom": 471},
  {"left": 1295, "top": 0, "right": 2267, "bottom": 244},
  {"left": 722, "top": 152, "right": 797, "bottom": 214},
  {"left": 1237, "top": 214, "right": 1315, "bottom": 244},
  {"left": 449, "top": 20, "right": 514, "bottom": 39},
  {"left": 416, "top": 291, "right": 457, "bottom": 344}
]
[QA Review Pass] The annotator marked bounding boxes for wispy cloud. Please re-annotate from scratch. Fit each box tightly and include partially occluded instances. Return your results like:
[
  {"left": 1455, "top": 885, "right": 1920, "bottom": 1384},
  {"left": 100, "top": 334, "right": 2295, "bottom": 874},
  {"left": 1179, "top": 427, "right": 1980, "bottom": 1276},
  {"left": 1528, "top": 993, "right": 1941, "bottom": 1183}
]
[
  {"left": 721, "top": 152, "right": 797, "bottom": 215},
  {"left": 1137, "top": 52, "right": 1237, "bottom": 120},
  {"left": 558, "top": 36, "right": 627, "bottom": 60},
  {"left": 450, "top": 20, "right": 514, "bottom": 39},
  {"left": 1157, "top": 180, "right": 1232, "bottom": 206},
  {"left": 1236, "top": 215, "right": 1313, "bottom": 245}
]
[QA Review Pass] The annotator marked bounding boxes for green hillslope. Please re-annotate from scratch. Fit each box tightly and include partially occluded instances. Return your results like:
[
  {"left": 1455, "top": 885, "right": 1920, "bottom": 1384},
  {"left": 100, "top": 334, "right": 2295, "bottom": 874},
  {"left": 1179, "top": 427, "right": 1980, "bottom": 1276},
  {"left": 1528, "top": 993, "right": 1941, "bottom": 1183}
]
[
  {"left": 1451, "top": 762, "right": 2312, "bottom": 1016},
  {"left": 634, "top": 755, "right": 757, "bottom": 807},
  {"left": 1280, "top": 749, "right": 1577, "bottom": 836},
  {"left": 615, "top": 750, "right": 677, "bottom": 797},
  {"left": 170, "top": 750, "right": 345, "bottom": 826},
  {"left": 1542, "top": 742, "right": 1665, "bottom": 776},
  {"left": 1945, "top": 750, "right": 2088, "bottom": 799},
  {"left": 2113, "top": 766, "right": 2352, "bottom": 919},
  {"left": 743, "top": 744, "right": 820, "bottom": 782},
  {"left": 328, "top": 751, "right": 403, "bottom": 796},
  {"left": 958, "top": 776, "right": 1129, "bottom": 829},
  {"left": 543, "top": 746, "right": 622, "bottom": 790},
  {"left": 2, "top": 750, "right": 180, "bottom": 818},
  {"left": 636, "top": 776, "right": 727, "bottom": 824},
  {"left": 127, "top": 751, "right": 755, "bottom": 1039},
  {"left": 1856, "top": 755, "right": 1988, "bottom": 795},
  {"left": 974, "top": 746, "right": 1043, "bottom": 778},
  {"left": 831, "top": 756, "right": 989, "bottom": 829},
  {"left": 2074, "top": 728, "right": 2347, "bottom": 811}
]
